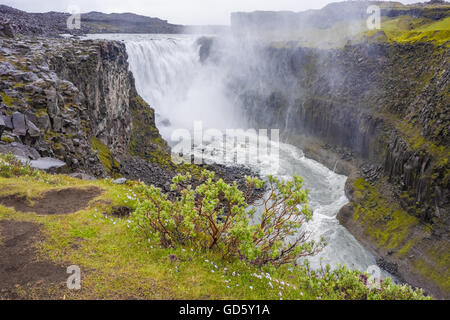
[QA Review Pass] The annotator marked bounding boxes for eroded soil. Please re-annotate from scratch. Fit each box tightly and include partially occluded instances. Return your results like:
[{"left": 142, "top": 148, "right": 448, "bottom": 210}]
[
  {"left": 0, "top": 186, "right": 103, "bottom": 215},
  {"left": 0, "top": 220, "right": 67, "bottom": 299}
]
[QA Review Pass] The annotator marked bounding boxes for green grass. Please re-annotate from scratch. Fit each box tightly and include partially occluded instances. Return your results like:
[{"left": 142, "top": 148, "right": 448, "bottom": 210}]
[
  {"left": 350, "top": 177, "right": 450, "bottom": 295},
  {"left": 353, "top": 178, "right": 419, "bottom": 251},
  {"left": 364, "top": 16, "right": 450, "bottom": 47},
  {"left": 0, "top": 155, "right": 430, "bottom": 299},
  {"left": 413, "top": 247, "right": 450, "bottom": 294},
  {"left": 269, "top": 14, "right": 450, "bottom": 49}
]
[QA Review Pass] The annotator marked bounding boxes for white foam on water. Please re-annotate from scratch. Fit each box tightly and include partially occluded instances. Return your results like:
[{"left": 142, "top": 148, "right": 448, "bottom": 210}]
[{"left": 86, "top": 33, "right": 393, "bottom": 278}]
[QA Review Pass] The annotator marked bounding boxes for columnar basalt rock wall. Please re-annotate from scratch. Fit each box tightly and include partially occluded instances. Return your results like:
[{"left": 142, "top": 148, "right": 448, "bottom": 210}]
[
  {"left": 209, "top": 40, "right": 449, "bottom": 297},
  {"left": 234, "top": 42, "right": 449, "bottom": 225}
]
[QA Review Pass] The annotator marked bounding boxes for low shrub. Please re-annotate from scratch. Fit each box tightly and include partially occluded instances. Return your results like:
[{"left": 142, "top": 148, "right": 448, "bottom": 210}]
[
  {"left": 0, "top": 152, "right": 36, "bottom": 178},
  {"left": 132, "top": 170, "right": 324, "bottom": 267}
]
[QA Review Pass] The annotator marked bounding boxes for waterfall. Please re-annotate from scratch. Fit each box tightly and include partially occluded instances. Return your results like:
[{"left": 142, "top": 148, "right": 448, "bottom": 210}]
[
  {"left": 125, "top": 35, "right": 245, "bottom": 141},
  {"left": 86, "top": 34, "right": 394, "bottom": 279}
]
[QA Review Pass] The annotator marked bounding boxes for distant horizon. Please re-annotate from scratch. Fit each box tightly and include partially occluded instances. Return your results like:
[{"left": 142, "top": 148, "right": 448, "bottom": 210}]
[{"left": 0, "top": 0, "right": 432, "bottom": 25}]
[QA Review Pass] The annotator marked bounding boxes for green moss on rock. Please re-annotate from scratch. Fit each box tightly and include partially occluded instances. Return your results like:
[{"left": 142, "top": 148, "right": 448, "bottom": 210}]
[
  {"left": 414, "top": 248, "right": 450, "bottom": 294},
  {"left": 1, "top": 136, "right": 15, "bottom": 144},
  {"left": 128, "top": 93, "right": 168, "bottom": 156},
  {"left": 0, "top": 92, "right": 18, "bottom": 107},
  {"left": 353, "top": 178, "right": 419, "bottom": 250},
  {"left": 348, "top": 177, "right": 450, "bottom": 297},
  {"left": 91, "top": 137, "right": 120, "bottom": 175}
]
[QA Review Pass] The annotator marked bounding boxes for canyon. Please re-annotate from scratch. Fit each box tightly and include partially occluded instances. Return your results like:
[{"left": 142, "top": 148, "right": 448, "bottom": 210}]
[{"left": 0, "top": 1, "right": 448, "bottom": 299}]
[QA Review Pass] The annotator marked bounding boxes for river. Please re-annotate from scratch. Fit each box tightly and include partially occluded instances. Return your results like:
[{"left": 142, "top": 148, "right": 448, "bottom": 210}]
[{"left": 86, "top": 33, "right": 392, "bottom": 278}]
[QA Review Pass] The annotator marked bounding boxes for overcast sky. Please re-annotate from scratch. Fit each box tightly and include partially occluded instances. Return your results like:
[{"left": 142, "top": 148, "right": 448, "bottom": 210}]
[{"left": 2, "top": 0, "right": 421, "bottom": 25}]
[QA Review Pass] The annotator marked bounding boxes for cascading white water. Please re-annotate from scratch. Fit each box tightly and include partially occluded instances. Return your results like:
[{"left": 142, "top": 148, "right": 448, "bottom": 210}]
[
  {"left": 124, "top": 34, "right": 245, "bottom": 139},
  {"left": 87, "top": 34, "right": 392, "bottom": 278}
]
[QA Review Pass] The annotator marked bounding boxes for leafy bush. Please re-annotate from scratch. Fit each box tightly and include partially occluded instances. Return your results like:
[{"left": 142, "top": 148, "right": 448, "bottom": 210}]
[
  {"left": 132, "top": 170, "right": 324, "bottom": 267},
  {"left": 297, "top": 262, "right": 430, "bottom": 300},
  {"left": 0, "top": 152, "right": 36, "bottom": 178}
]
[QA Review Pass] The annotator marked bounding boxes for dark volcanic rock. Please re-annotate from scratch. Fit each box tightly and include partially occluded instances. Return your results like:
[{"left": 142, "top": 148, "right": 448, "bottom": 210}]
[
  {"left": 231, "top": 2, "right": 449, "bottom": 34},
  {"left": 0, "top": 18, "right": 14, "bottom": 38},
  {"left": 0, "top": 4, "right": 183, "bottom": 37},
  {"left": 208, "top": 34, "right": 450, "bottom": 297},
  {"left": 377, "top": 257, "right": 399, "bottom": 277},
  {"left": 25, "top": 118, "right": 40, "bottom": 137},
  {"left": 0, "top": 36, "right": 169, "bottom": 179},
  {"left": 11, "top": 112, "right": 26, "bottom": 136}
]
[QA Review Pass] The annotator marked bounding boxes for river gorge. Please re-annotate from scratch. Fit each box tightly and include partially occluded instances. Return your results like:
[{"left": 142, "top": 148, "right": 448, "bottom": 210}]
[{"left": 0, "top": 1, "right": 448, "bottom": 301}]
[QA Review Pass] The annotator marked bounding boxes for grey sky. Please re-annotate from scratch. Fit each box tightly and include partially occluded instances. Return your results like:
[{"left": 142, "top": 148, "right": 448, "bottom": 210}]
[{"left": 2, "top": 0, "right": 421, "bottom": 25}]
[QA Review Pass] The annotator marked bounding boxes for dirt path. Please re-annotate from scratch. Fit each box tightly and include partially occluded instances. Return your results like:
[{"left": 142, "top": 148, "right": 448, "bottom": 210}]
[
  {"left": 0, "top": 186, "right": 103, "bottom": 215},
  {"left": 0, "top": 220, "right": 68, "bottom": 299},
  {"left": 0, "top": 186, "right": 104, "bottom": 299}
]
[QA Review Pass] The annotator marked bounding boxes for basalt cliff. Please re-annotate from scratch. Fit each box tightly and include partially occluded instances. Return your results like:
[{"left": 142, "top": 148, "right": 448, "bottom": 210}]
[
  {"left": 0, "top": 1, "right": 449, "bottom": 299},
  {"left": 206, "top": 1, "right": 449, "bottom": 299},
  {"left": 0, "top": 36, "right": 181, "bottom": 188},
  {"left": 0, "top": 4, "right": 183, "bottom": 36}
]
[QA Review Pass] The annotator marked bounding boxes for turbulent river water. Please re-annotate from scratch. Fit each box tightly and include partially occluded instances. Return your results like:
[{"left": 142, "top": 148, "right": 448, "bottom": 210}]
[{"left": 86, "top": 34, "right": 392, "bottom": 278}]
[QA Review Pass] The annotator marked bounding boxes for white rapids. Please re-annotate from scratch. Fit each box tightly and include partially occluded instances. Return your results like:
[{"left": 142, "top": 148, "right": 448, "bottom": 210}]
[{"left": 86, "top": 33, "right": 392, "bottom": 278}]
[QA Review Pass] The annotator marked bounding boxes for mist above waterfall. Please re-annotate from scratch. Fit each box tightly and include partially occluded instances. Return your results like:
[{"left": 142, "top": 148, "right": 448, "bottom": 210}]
[
  {"left": 119, "top": 33, "right": 302, "bottom": 141},
  {"left": 124, "top": 34, "right": 249, "bottom": 140}
]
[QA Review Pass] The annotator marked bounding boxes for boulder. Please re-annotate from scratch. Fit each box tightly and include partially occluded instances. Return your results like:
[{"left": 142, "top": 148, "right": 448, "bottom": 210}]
[
  {"left": 0, "top": 113, "right": 5, "bottom": 136},
  {"left": 112, "top": 177, "right": 127, "bottom": 184},
  {"left": 69, "top": 172, "right": 97, "bottom": 181},
  {"left": 3, "top": 115, "right": 13, "bottom": 130},
  {"left": 0, "top": 19, "right": 14, "bottom": 38},
  {"left": 25, "top": 118, "right": 40, "bottom": 137},
  {"left": 0, "top": 142, "right": 40, "bottom": 159},
  {"left": 12, "top": 112, "right": 26, "bottom": 136},
  {"left": 0, "top": 62, "right": 15, "bottom": 76},
  {"left": 29, "top": 157, "right": 67, "bottom": 174}
]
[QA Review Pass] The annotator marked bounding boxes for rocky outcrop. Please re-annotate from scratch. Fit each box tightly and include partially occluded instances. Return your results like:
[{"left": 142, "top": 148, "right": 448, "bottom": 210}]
[
  {"left": 80, "top": 11, "right": 183, "bottom": 34},
  {"left": 226, "top": 41, "right": 449, "bottom": 222},
  {"left": 231, "top": 1, "right": 449, "bottom": 34},
  {"left": 0, "top": 18, "right": 14, "bottom": 38},
  {"left": 0, "top": 5, "right": 183, "bottom": 37},
  {"left": 0, "top": 36, "right": 169, "bottom": 182},
  {"left": 201, "top": 37, "right": 449, "bottom": 297}
]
